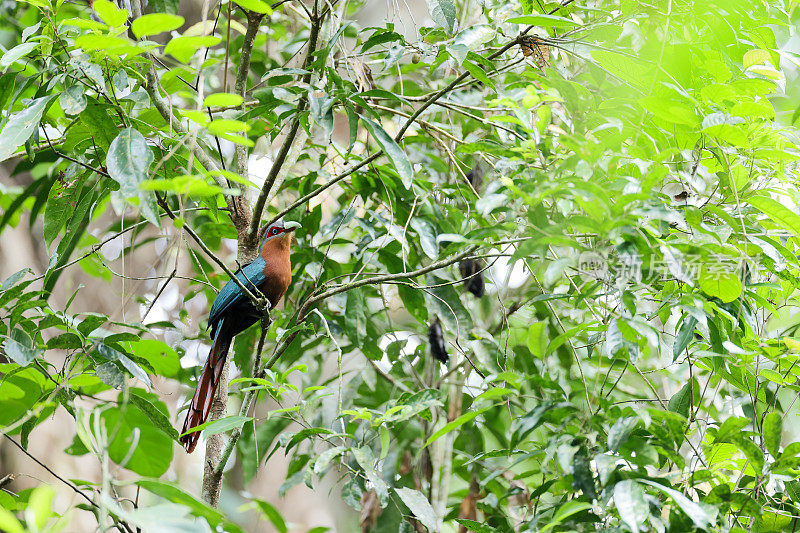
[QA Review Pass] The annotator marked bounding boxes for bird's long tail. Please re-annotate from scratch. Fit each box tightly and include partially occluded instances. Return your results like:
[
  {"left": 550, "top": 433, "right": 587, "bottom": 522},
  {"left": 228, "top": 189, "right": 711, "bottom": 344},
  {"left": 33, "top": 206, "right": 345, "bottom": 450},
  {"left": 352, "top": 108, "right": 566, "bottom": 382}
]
[{"left": 179, "top": 331, "right": 232, "bottom": 453}]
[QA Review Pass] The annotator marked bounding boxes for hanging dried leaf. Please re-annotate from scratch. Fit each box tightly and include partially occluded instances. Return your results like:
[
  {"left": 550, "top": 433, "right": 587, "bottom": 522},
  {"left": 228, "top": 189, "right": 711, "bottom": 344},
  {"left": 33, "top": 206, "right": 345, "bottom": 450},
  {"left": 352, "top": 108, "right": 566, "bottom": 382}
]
[
  {"left": 459, "top": 259, "right": 485, "bottom": 297},
  {"left": 519, "top": 35, "right": 550, "bottom": 69},
  {"left": 457, "top": 477, "right": 482, "bottom": 533},
  {"left": 347, "top": 58, "right": 377, "bottom": 92},
  {"left": 428, "top": 316, "right": 448, "bottom": 363},
  {"left": 360, "top": 489, "right": 382, "bottom": 532},
  {"left": 466, "top": 164, "right": 484, "bottom": 192}
]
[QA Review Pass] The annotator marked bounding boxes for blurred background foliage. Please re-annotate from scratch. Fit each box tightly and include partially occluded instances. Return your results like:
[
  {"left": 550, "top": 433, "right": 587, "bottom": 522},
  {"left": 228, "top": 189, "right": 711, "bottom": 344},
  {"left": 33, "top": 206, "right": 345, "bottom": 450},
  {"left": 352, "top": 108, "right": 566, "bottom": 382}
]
[{"left": 2, "top": 0, "right": 800, "bottom": 531}]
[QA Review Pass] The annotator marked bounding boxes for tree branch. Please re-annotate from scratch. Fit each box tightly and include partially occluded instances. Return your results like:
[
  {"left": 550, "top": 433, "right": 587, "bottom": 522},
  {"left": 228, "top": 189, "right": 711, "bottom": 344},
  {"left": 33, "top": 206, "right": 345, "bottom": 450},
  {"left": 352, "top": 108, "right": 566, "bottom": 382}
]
[
  {"left": 247, "top": 7, "right": 323, "bottom": 245},
  {"left": 233, "top": 11, "right": 266, "bottom": 181}
]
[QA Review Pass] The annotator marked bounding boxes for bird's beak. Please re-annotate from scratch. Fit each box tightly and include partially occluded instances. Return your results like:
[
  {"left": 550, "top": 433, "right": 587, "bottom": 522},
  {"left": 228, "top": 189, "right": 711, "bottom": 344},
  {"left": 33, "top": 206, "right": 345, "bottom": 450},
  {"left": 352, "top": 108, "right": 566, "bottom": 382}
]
[{"left": 283, "top": 221, "right": 301, "bottom": 232}]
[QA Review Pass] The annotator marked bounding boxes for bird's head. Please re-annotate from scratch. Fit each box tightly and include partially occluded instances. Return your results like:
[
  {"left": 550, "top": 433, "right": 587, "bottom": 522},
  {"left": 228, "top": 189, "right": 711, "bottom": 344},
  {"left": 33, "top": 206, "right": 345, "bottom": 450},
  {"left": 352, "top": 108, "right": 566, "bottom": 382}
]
[{"left": 260, "top": 219, "right": 301, "bottom": 250}]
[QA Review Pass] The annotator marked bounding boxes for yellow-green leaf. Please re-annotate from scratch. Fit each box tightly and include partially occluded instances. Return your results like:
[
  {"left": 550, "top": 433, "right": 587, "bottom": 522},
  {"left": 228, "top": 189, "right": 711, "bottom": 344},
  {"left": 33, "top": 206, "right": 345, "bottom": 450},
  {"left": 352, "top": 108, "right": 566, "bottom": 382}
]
[
  {"left": 93, "top": 0, "right": 128, "bottom": 27},
  {"left": 164, "top": 36, "right": 221, "bottom": 63},
  {"left": 131, "top": 13, "right": 184, "bottom": 39}
]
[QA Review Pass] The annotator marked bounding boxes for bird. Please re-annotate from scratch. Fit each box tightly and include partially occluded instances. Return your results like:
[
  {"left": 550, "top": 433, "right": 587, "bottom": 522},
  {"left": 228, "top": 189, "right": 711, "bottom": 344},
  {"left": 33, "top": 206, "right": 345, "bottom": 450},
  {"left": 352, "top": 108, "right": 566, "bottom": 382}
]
[{"left": 179, "top": 219, "right": 301, "bottom": 453}]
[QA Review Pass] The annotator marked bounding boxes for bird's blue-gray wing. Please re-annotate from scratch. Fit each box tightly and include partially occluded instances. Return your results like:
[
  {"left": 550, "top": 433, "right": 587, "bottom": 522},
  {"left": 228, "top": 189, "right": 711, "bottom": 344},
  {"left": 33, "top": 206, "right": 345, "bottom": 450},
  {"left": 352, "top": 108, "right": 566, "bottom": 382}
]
[{"left": 208, "top": 257, "right": 267, "bottom": 328}]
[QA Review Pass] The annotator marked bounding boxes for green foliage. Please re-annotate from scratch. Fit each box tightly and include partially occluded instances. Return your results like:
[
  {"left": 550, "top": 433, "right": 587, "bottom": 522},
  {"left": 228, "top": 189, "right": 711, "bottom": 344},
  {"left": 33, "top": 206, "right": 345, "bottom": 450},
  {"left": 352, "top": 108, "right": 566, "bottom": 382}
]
[{"left": 2, "top": 0, "right": 800, "bottom": 531}]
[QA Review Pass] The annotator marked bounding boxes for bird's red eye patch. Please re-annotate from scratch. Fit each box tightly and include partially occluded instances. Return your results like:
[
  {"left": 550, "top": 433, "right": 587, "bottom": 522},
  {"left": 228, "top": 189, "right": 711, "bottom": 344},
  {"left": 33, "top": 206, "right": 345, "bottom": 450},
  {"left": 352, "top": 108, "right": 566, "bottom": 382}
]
[{"left": 270, "top": 227, "right": 280, "bottom": 236}]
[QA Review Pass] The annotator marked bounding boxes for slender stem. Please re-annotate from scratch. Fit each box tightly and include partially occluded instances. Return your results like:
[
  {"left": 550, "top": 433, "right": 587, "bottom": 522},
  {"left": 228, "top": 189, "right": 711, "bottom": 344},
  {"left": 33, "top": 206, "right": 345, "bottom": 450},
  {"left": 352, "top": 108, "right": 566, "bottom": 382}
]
[
  {"left": 247, "top": 8, "right": 322, "bottom": 244},
  {"left": 156, "top": 195, "right": 266, "bottom": 307},
  {"left": 3, "top": 435, "right": 135, "bottom": 533},
  {"left": 303, "top": 246, "right": 479, "bottom": 310}
]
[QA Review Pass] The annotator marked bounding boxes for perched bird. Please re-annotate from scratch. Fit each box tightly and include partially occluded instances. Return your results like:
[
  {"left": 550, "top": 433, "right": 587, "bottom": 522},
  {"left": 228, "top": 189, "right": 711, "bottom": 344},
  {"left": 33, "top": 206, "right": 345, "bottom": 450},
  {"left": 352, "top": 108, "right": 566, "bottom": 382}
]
[{"left": 179, "top": 219, "right": 300, "bottom": 453}]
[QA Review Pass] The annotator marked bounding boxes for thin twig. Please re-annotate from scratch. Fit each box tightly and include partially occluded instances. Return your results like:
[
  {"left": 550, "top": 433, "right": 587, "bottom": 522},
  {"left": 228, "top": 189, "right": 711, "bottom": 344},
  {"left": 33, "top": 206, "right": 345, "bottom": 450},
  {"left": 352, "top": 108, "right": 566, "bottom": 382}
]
[{"left": 3, "top": 435, "right": 135, "bottom": 533}]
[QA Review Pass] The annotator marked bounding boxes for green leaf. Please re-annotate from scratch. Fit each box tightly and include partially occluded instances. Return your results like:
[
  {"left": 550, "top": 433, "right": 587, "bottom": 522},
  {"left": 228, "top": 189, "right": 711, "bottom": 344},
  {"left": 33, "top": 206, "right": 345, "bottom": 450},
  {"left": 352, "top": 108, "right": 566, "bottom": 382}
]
[
  {"left": 454, "top": 520, "right": 499, "bottom": 533},
  {"left": 97, "top": 343, "right": 151, "bottom": 388},
  {"left": 453, "top": 25, "right": 494, "bottom": 50},
  {"left": 614, "top": 480, "right": 648, "bottom": 533},
  {"left": 2, "top": 336, "right": 40, "bottom": 366},
  {"left": 108, "top": 127, "right": 153, "bottom": 193},
  {"left": 395, "top": 488, "right": 437, "bottom": 531},
  {"left": 638, "top": 479, "right": 715, "bottom": 529},
  {"left": 46, "top": 333, "right": 83, "bottom": 350},
  {"left": 715, "top": 417, "right": 750, "bottom": 442},
  {"left": 762, "top": 412, "right": 782, "bottom": 458},
  {"left": 127, "top": 339, "right": 180, "bottom": 377},
  {"left": 507, "top": 14, "right": 579, "bottom": 28},
  {"left": 463, "top": 60, "right": 493, "bottom": 87},
  {"left": 101, "top": 393, "right": 174, "bottom": 477},
  {"left": 410, "top": 218, "right": 438, "bottom": 259},
  {"left": 352, "top": 446, "right": 388, "bottom": 504},
  {"left": 203, "top": 93, "right": 243, "bottom": 107},
  {"left": 397, "top": 283, "right": 428, "bottom": 322},
  {"left": 231, "top": 0, "right": 273, "bottom": 13},
  {"left": 107, "top": 127, "right": 157, "bottom": 224},
  {"left": 426, "top": 0, "right": 456, "bottom": 33},
  {"left": 80, "top": 99, "right": 118, "bottom": 153},
  {"left": 697, "top": 266, "right": 742, "bottom": 303},
  {"left": 130, "top": 392, "right": 180, "bottom": 441},
  {"left": 74, "top": 34, "right": 135, "bottom": 54},
  {"left": 27, "top": 485, "right": 54, "bottom": 530},
  {"left": 608, "top": 416, "right": 638, "bottom": 451},
  {"left": 43, "top": 175, "right": 79, "bottom": 247},
  {"left": 1, "top": 42, "right": 39, "bottom": 70},
  {"left": 572, "top": 450, "right": 596, "bottom": 499},
  {"left": 360, "top": 30, "right": 403, "bottom": 53},
  {"left": 673, "top": 316, "right": 697, "bottom": 361},
  {"left": 96, "top": 361, "right": 125, "bottom": 388},
  {"left": 208, "top": 119, "right": 247, "bottom": 134},
  {"left": 1, "top": 268, "right": 30, "bottom": 291},
  {"left": 131, "top": 13, "right": 184, "bottom": 38},
  {"left": 541, "top": 501, "right": 593, "bottom": 532},
  {"left": 743, "top": 49, "right": 771, "bottom": 68},
  {"left": 425, "top": 408, "right": 488, "bottom": 447},
  {"left": 60, "top": 85, "right": 87, "bottom": 115},
  {"left": 312, "top": 446, "right": 347, "bottom": 474},
  {"left": 94, "top": 0, "right": 128, "bottom": 26},
  {"left": 164, "top": 36, "right": 221, "bottom": 63},
  {"left": 0, "top": 368, "right": 46, "bottom": 428},
  {"left": 361, "top": 116, "right": 413, "bottom": 188},
  {"left": 187, "top": 415, "right": 252, "bottom": 437},
  {"left": 147, "top": 0, "right": 179, "bottom": 14},
  {"left": 0, "top": 95, "right": 53, "bottom": 162},
  {"left": 0, "top": 506, "right": 25, "bottom": 533},
  {"left": 137, "top": 480, "right": 242, "bottom": 532},
  {"left": 427, "top": 275, "right": 473, "bottom": 334},
  {"left": 253, "top": 500, "right": 287, "bottom": 533},
  {"left": 527, "top": 322, "right": 546, "bottom": 358},
  {"left": 379, "top": 426, "right": 390, "bottom": 460},
  {"left": 748, "top": 195, "right": 800, "bottom": 236},
  {"left": 668, "top": 381, "right": 694, "bottom": 418}
]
